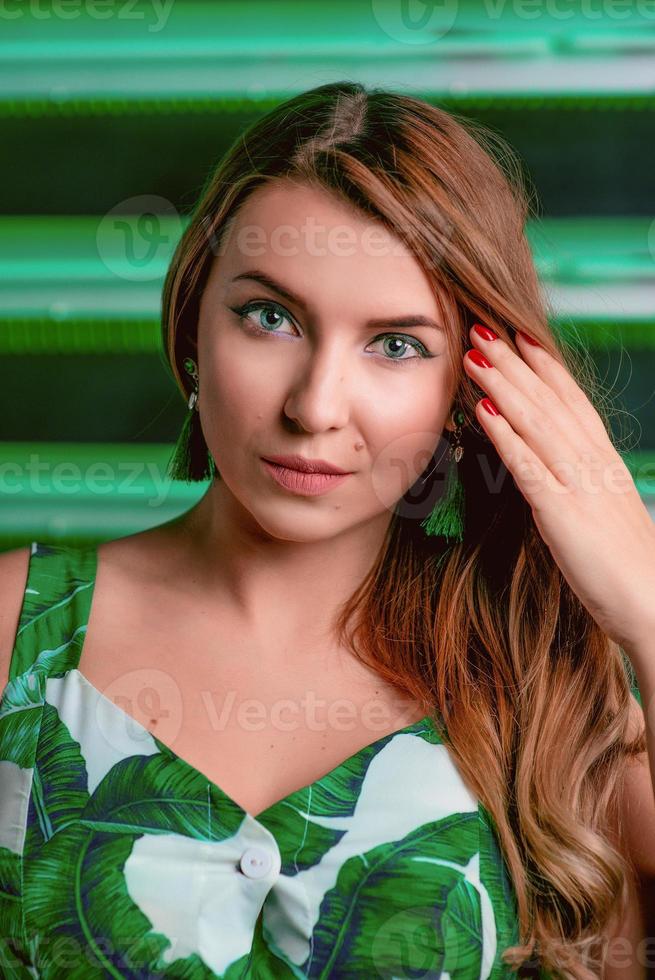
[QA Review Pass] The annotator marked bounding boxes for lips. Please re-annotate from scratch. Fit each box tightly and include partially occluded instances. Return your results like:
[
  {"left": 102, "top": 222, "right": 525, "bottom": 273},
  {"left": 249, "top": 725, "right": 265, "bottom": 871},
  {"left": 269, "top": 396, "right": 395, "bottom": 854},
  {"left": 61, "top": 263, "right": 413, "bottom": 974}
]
[
  {"left": 261, "top": 459, "right": 352, "bottom": 496},
  {"left": 261, "top": 454, "right": 350, "bottom": 475}
]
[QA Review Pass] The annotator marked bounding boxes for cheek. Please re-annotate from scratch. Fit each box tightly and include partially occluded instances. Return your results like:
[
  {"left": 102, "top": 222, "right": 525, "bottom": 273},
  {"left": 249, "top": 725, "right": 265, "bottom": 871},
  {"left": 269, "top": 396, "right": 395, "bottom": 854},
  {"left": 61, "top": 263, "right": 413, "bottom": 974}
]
[
  {"left": 365, "top": 388, "right": 450, "bottom": 501},
  {"left": 369, "top": 425, "right": 444, "bottom": 503},
  {"left": 199, "top": 347, "right": 274, "bottom": 443},
  {"left": 370, "top": 368, "right": 449, "bottom": 437}
]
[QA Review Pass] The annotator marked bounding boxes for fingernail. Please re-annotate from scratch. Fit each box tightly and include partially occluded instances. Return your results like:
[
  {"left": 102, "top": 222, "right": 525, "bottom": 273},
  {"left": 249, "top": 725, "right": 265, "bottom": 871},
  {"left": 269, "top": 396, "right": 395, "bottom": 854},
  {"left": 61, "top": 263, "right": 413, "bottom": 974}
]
[
  {"left": 473, "top": 324, "right": 498, "bottom": 342},
  {"left": 467, "top": 349, "right": 493, "bottom": 368},
  {"left": 481, "top": 398, "right": 499, "bottom": 416},
  {"left": 518, "top": 330, "right": 541, "bottom": 347}
]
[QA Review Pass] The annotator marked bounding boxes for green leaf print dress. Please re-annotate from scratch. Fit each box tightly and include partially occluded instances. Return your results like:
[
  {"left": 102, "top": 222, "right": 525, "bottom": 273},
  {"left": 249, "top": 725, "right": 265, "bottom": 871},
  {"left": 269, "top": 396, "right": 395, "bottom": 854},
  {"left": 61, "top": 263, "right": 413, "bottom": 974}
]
[{"left": 0, "top": 541, "right": 526, "bottom": 979}]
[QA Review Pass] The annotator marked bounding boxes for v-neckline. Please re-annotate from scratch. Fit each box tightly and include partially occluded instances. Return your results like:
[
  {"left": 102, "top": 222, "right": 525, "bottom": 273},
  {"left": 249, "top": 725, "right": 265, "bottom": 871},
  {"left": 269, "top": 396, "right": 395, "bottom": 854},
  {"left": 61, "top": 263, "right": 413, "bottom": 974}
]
[{"left": 69, "top": 542, "right": 441, "bottom": 823}]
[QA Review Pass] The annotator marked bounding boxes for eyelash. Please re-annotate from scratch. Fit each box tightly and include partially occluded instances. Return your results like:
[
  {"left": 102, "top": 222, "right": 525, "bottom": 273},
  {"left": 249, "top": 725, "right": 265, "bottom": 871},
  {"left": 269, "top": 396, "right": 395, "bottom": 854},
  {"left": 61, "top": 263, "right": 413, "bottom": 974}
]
[{"left": 229, "top": 300, "right": 436, "bottom": 365}]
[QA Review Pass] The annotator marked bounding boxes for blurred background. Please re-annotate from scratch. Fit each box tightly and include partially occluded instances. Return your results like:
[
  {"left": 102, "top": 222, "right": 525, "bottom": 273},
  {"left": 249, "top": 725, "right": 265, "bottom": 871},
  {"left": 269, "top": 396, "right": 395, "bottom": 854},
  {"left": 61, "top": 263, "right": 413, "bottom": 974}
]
[{"left": 1, "top": 0, "right": 654, "bottom": 552}]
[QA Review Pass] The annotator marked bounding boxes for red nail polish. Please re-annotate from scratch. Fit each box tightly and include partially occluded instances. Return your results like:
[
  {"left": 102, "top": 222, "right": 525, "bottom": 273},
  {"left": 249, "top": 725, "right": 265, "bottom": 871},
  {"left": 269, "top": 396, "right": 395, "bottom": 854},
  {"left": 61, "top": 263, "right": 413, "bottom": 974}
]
[
  {"left": 481, "top": 398, "right": 499, "bottom": 416},
  {"left": 518, "top": 330, "right": 541, "bottom": 347},
  {"left": 473, "top": 324, "right": 498, "bottom": 342},
  {"left": 467, "top": 349, "right": 493, "bottom": 368}
]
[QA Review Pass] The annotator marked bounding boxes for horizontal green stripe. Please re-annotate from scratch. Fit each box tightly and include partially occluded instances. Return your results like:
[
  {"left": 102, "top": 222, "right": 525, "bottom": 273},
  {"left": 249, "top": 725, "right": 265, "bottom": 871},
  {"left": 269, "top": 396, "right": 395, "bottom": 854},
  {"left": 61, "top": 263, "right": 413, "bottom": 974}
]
[{"left": 1, "top": 94, "right": 654, "bottom": 119}]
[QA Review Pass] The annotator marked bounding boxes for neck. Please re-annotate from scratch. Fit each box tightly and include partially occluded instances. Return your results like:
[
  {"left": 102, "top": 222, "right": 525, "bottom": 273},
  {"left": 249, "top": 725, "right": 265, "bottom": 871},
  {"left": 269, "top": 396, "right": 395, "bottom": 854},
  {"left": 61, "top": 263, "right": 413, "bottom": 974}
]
[{"left": 166, "top": 477, "right": 392, "bottom": 651}]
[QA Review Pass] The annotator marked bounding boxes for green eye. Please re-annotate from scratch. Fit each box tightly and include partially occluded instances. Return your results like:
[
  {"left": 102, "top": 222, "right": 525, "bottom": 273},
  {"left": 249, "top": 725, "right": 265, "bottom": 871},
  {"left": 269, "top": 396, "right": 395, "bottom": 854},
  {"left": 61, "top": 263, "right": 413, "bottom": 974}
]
[
  {"left": 236, "top": 301, "right": 295, "bottom": 334},
  {"left": 231, "top": 300, "right": 435, "bottom": 364},
  {"left": 371, "top": 335, "right": 426, "bottom": 361}
]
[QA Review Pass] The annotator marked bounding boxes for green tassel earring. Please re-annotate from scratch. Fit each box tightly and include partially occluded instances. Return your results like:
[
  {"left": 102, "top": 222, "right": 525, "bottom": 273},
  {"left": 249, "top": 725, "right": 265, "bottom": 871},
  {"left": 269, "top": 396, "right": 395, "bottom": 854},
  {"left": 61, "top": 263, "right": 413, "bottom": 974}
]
[
  {"left": 420, "top": 409, "right": 465, "bottom": 542},
  {"left": 167, "top": 356, "right": 216, "bottom": 483}
]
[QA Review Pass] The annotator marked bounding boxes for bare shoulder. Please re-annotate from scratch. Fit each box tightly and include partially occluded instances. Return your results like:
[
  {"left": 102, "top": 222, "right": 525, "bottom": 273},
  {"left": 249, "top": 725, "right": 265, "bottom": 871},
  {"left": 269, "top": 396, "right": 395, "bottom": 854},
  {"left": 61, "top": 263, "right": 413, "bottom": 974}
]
[
  {"left": 0, "top": 545, "right": 32, "bottom": 697},
  {"left": 588, "top": 694, "right": 655, "bottom": 980},
  {"left": 602, "top": 692, "right": 655, "bottom": 977},
  {"left": 97, "top": 521, "right": 192, "bottom": 586},
  {"left": 614, "top": 693, "right": 655, "bottom": 879}
]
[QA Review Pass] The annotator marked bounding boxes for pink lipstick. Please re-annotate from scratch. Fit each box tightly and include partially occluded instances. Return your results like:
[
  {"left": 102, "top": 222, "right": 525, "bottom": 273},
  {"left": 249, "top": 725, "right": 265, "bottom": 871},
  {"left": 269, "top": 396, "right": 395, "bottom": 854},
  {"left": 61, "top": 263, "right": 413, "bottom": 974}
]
[{"left": 261, "top": 458, "right": 352, "bottom": 496}]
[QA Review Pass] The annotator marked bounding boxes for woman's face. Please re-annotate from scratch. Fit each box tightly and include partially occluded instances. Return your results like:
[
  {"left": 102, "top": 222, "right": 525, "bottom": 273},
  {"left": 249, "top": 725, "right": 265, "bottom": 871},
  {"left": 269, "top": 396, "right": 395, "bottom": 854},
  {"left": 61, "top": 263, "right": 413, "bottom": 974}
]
[{"left": 196, "top": 178, "right": 457, "bottom": 542}]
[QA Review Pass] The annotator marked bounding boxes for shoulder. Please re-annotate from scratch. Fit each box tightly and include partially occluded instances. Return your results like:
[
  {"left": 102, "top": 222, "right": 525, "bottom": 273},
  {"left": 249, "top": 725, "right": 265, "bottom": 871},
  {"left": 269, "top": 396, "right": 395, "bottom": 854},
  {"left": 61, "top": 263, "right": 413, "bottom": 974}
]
[
  {"left": 0, "top": 544, "right": 32, "bottom": 695},
  {"left": 602, "top": 692, "right": 655, "bottom": 968},
  {"left": 612, "top": 692, "right": 655, "bottom": 880}
]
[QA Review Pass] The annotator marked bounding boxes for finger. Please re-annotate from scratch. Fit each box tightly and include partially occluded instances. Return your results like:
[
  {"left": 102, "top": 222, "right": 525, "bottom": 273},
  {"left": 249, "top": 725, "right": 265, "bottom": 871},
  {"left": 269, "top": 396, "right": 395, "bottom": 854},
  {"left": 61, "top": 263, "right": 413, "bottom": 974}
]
[
  {"left": 470, "top": 326, "right": 580, "bottom": 441},
  {"left": 514, "top": 329, "right": 613, "bottom": 450},
  {"left": 475, "top": 397, "right": 568, "bottom": 505},
  {"left": 464, "top": 347, "right": 582, "bottom": 477}
]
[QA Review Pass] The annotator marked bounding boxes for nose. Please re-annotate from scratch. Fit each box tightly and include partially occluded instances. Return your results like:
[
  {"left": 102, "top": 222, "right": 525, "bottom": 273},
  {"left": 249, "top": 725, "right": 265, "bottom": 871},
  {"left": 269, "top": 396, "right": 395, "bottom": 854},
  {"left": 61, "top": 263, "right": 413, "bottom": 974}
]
[{"left": 283, "top": 344, "right": 352, "bottom": 433}]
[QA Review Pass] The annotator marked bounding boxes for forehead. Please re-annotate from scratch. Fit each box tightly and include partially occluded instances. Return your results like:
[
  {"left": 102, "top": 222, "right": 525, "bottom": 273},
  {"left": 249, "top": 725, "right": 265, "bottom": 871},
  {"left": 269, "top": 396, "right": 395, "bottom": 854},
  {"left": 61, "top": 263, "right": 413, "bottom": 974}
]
[
  {"left": 230, "top": 178, "right": 391, "bottom": 239},
  {"left": 213, "top": 179, "right": 442, "bottom": 314}
]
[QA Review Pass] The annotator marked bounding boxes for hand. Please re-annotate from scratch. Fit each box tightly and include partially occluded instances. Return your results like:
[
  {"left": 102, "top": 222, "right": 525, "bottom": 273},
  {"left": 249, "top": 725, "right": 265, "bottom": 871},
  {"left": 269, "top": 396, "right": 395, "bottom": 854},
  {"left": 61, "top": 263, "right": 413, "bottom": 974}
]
[{"left": 464, "top": 323, "right": 655, "bottom": 656}]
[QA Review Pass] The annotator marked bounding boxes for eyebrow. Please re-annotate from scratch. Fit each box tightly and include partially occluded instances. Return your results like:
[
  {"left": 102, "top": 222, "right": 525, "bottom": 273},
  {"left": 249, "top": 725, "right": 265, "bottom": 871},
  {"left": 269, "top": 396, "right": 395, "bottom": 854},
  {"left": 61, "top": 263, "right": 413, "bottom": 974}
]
[{"left": 229, "top": 269, "right": 445, "bottom": 333}]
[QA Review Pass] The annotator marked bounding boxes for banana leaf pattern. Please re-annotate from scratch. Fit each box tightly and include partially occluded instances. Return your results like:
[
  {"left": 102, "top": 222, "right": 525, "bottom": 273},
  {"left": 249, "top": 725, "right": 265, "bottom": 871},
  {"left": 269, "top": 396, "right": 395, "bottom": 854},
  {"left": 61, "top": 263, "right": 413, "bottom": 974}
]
[{"left": 0, "top": 541, "right": 527, "bottom": 978}]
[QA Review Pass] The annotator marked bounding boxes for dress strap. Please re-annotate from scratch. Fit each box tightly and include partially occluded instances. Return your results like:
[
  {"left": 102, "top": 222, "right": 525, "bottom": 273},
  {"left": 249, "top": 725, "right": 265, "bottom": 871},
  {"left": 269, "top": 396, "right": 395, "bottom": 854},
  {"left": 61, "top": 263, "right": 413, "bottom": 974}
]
[{"left": 9, "top": 540, "right": 98, "bottom": 684}]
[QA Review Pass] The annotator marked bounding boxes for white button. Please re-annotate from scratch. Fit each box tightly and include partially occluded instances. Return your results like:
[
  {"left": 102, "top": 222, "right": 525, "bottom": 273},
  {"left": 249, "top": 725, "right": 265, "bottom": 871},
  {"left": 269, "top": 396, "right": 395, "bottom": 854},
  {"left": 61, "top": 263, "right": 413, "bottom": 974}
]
[{"left": 239, "top": 846, "right": 273, "bottom": 879}]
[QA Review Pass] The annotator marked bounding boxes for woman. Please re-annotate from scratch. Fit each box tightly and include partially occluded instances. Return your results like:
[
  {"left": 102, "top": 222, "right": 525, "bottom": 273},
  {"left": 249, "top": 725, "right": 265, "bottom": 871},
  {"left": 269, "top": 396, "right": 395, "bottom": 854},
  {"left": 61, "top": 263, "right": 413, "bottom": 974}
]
[{"left": 1, "top": 81, "right": 654, "bottom": 978}]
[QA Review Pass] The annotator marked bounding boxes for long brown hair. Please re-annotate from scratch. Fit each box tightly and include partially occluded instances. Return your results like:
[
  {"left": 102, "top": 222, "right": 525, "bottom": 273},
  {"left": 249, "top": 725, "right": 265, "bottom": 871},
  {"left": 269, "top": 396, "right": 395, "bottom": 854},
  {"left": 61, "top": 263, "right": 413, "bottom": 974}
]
[{"left": 160, "top": 81, "right": 646, "bottom": 977}]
